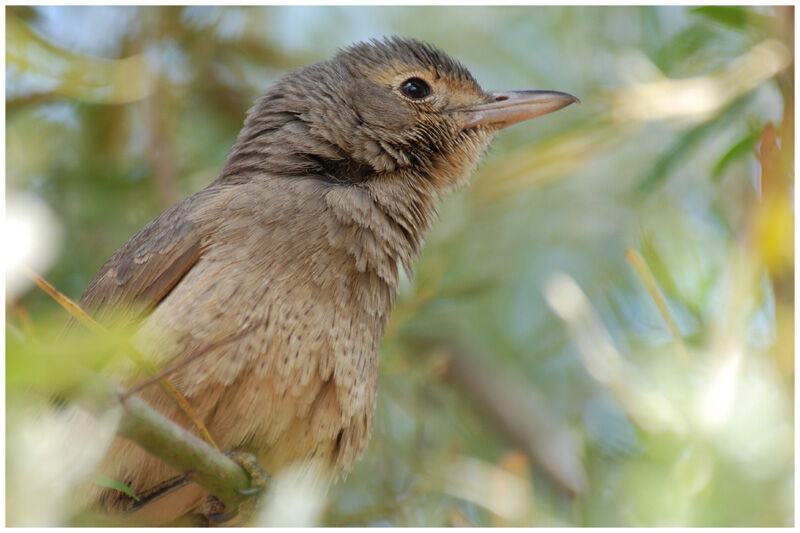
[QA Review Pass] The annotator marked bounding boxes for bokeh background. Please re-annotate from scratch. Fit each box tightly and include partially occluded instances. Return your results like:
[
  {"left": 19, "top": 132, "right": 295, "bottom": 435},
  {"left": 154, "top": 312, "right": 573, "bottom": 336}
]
[{"left": 6, "top": 5, "right": 794, "bottom": 526}]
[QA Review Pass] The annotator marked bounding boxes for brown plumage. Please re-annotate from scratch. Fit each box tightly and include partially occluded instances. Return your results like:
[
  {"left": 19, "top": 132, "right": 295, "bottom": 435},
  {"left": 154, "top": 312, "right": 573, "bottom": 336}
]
[{"left": 78, "top": 36, "right": 577, "bottom": 525}]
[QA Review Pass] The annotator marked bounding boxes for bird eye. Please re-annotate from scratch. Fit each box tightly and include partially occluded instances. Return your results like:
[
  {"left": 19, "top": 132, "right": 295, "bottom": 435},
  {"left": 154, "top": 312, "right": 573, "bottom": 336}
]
[{"left": 400, "top": 78, "right": 431, "bottom": 100}]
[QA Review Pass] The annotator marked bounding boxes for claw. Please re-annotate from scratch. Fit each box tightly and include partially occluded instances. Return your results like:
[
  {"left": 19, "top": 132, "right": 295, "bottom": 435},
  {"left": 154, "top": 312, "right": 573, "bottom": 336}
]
[
  {"left": 235, "top": 486, "right": 264, "bottom": 496},
  {"left": 206, "top": 450, "right": 270, "bottom": 525},
  {"left": 197, "top": 451, "right": 269, "bottom": 525}
]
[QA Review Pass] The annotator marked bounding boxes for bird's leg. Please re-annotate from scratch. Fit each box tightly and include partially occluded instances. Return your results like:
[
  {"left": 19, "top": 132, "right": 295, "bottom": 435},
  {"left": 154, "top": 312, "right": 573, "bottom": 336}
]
[{"left": 203, "top": 451, "right": 270, "bottom": 525}]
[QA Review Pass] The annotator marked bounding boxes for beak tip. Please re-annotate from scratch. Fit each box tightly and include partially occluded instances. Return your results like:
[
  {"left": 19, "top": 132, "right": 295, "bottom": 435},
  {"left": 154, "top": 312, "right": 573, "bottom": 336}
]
[{"left": 557, "top": 92, "right": 580, "bottom": 106}]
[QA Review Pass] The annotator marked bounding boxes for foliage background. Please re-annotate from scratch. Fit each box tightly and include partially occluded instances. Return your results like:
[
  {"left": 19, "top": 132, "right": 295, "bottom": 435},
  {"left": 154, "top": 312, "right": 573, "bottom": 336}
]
[{"left": 6, "top": 5, "right": 794, "bottom": 526}]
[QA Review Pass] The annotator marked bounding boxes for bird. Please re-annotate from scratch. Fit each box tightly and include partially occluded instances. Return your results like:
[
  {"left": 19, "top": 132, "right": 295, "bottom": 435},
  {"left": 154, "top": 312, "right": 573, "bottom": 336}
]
[{"left": 77, "top": 36, "right": 578, "bottom": 525}]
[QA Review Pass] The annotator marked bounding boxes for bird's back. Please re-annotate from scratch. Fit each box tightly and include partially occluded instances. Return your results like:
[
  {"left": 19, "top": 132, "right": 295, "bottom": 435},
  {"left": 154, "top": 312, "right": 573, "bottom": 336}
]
[{"left": 83, "top": 176, "right": 396, "bottom": 523}]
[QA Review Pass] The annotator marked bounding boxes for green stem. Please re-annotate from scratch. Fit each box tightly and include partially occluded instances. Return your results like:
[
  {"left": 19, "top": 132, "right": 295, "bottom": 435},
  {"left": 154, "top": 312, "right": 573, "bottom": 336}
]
[{"left": 89, "top": 382, "right": 252, "bottom": 509}]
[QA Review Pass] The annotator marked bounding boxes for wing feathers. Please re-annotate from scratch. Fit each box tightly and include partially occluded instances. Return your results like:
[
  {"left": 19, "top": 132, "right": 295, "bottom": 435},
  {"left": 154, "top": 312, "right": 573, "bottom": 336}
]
[{"left": 78, "top": 189, "right": 217, "bottom": 327}]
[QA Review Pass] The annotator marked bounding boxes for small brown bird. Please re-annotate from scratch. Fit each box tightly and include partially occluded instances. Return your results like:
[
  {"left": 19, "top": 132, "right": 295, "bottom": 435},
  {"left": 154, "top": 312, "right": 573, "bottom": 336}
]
[{"left": 80, "top": 36, "right": 577, "bottom": 524}]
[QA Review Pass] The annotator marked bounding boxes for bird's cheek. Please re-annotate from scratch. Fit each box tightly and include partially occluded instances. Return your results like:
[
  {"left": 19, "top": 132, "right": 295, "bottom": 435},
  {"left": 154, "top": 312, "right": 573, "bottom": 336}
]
[{"left": 349, "top": 82, "right": 414, "bottom": 131}]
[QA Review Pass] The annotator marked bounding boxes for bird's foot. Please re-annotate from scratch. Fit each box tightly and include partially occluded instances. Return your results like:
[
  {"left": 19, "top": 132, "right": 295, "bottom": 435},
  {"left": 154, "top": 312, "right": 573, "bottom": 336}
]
[
  {"left": 226, "top": 450, "right": 270, "bottom": 497},
  {"left": 201, "top": 451, "right": 270, "bottom": 526}
]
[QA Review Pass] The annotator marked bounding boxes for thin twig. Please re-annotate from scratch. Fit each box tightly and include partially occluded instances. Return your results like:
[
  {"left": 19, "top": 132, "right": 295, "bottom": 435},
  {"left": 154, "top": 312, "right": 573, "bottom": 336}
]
[
  {"left": 121, "top": 328, "right": 252, "bottom": 400},
  {"left": 22, "top": 266, "right": 220, "bottom": 449},
  {"left": 625, "top": 249, "right": 691, "bottom": 364}
]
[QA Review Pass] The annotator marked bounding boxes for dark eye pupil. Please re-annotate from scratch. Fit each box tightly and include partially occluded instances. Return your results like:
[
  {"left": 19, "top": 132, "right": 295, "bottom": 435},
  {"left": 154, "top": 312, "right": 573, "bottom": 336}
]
[{"left": 400, "top": 78, "right": 431, "bottom": 99}]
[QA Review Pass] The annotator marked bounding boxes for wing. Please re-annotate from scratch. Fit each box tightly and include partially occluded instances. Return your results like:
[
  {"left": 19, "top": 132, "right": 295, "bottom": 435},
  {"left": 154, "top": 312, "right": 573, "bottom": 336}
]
[{"left": 79, "top": 188, "right": 218, "bottom": 328}]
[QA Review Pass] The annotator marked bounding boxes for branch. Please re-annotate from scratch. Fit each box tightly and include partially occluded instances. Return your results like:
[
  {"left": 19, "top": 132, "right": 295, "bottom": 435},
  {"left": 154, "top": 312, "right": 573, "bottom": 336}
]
[
  {"left": 434, "top": 344, "right": 587, "bottom": 496},
  {"left": 85, "top": 380, "right": 252, "bottom": 510}
]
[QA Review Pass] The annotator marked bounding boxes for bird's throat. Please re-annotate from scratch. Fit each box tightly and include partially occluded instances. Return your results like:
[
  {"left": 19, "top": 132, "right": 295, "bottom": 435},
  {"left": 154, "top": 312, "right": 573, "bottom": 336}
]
[{"left": 323, "top": 173, "right": 439, "bottom": 290}]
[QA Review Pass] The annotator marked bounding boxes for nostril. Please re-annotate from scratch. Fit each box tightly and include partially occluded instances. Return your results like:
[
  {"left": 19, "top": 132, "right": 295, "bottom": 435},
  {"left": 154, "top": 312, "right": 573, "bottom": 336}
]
[{"left": 494, "top": 95, "right": 509, "bottom": 102}]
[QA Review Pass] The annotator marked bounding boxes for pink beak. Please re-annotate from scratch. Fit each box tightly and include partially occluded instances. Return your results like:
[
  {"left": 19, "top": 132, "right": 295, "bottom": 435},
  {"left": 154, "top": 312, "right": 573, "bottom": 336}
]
[{"left": 460, "top": 90, "right": 579, "bottom": 129}]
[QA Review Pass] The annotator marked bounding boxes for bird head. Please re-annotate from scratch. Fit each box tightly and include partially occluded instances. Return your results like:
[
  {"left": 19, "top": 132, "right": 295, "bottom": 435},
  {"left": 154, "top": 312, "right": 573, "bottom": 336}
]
[{"left": 221, "top": 36, "right": 578, "bottom": 194}]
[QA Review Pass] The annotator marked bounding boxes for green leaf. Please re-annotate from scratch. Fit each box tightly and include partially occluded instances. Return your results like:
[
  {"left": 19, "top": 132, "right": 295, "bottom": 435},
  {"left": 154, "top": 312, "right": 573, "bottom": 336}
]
[
  {"left": 691, "top": 6, "right": 749, "bottom": 29},
  {"left": 712, "top": 127, "right": 761, "bottom": 180},
  {"left": 654, "top": 23, "right": 719, "bottom": 75},
  {"left": 690, "top": 6, "right": 774, "bottom": 35},
  {"left": 92, "top": 474, "right": 139, "bottom": 501}
]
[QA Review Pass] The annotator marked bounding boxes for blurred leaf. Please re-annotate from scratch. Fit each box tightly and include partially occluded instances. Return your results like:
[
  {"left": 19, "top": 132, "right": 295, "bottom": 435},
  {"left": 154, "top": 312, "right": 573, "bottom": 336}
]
[
  {"left": 7, "top": 6, "right": 39, "bottom": 21},
  {"left": 691, "top": 6, "right": 750, "bottom": 30},
  {"left": 690, "top": 6, "right": 775, "bottom": 36},
  {"left": 636, "top": 93, "right": 753, "bottom": 194},
  {"left": 92, "top": 475, "right": 139, "bottom": 501},
  {"left": 6, "top": 328, "right": 117, "bottom": 397},
  {"left": 7, "top": 12, "right": 156, "bottom": 107},
  {"left": 712, "top": 126, "right": 761, "bottom": 180},
  {"left": 655, "top": 23, "right": 720, "bottom": 75}
]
